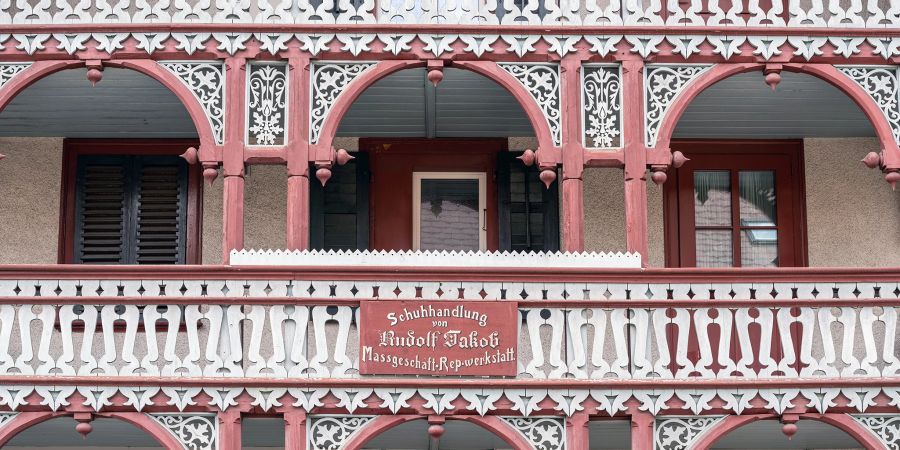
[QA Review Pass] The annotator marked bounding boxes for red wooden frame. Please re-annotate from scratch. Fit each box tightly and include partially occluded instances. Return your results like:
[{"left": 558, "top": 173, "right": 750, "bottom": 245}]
[
  {"left": 58, "top": 139, "right": 203, "bottom": 264},
  {"left": 663, "top": 140, "right": 808, "bottom": 268},
  {"left": 361, "top": 137, "right": 507, "bottom": 252}
]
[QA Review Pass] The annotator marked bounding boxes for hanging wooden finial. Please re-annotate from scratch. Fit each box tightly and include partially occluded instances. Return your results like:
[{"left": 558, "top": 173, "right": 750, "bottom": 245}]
[
  {"left": 179, "top": 147, "right": 199, "bottom": 165},
  {"left": 539, "top": 168, "right": 557, "bottom": 188},
  {"left": 426, "top": 59, "right": 445, "bottom": 86},
  {"left": 517, "top": 149, "right": 536, "bottom": 166},
  {"left": 85, "top": 60, "right": 104, "bottom": 87},
  {"left": 764, "top": 63, "right": 783, "bottom": 91},
  {"left": 202, "top": 162, "right": 219, "bottom": 186},
  {"left": 335, "top": 148, "right": 355, "bottom": 165},
  {"left": 74, "top": 413, "right": 94, "bottom": 439},
  {"left": 316, "top": 164, "right": 332, "bottom": 186}
]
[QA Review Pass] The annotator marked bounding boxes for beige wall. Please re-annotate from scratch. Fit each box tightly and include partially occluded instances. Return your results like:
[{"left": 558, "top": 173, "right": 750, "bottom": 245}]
[
  {"left": 583, "top": 138, "right": 900, "bottom": 267},
  {"left": 0, "top": 137, "right": 63, "bottom": 264},
  {"left": 0, "top": 137, "right": 897, "bottom": 267}
]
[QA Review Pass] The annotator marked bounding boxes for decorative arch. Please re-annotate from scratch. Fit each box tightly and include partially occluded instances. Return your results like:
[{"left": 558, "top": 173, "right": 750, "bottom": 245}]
[
  {"left": 650, "top": 62, "right": 900, "bottom": 170},
  {"left": 689, "top": 414, "right": 885, "bottom": 450},
  {"left": 0, "top": 59, "right": 218, "bottom": 152},
  {"left": 313, "top": 60, "right": 559, "bottom": 163},
  {"left": 0, "top": 411, "right": 184, "bottom": 450},
  {"left": 340, "top": 415, "right": 535, "bottom": 450}
]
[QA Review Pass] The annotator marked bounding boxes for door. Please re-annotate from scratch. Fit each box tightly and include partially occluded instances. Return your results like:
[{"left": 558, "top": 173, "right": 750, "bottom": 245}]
[{"left": 412, "top": 172, "right": 487, "bottom": 251}]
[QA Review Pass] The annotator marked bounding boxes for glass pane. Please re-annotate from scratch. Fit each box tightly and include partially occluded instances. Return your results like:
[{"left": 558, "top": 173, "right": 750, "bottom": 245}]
[
  {"left": 694, "top": 171, "right": 731, "bottom": 226},
  {"left": 419, "top": 179, "right": 480, "bottom": 251},
  {"left": 741, "top": 229, "right": 779, "bottom": 267},
  {"left": 739, "top": 171, "right": 776, "bottom": 226},
  {"left": 695, "top": 229, "right": 733, "bottom": 267}
]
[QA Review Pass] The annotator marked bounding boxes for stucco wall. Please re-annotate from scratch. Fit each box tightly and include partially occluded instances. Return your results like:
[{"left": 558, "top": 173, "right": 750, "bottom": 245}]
[
  {"left": 0, "top": 137, "right": 63, "bottom": 264},
  {"left": 583, "top": 138, "right": 900, "bottom": 267},
  {"left": 804, "top": 138, "right": 900, "bottom": 267}
]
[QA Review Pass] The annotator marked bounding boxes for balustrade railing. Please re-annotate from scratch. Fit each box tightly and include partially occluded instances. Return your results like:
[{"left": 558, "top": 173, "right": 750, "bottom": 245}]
[
  {"left": 1, "top": 0, "right": 898, "bottom": 28},
  {"left": 0, "top": 265, "right": 897, "bottom": 383}
]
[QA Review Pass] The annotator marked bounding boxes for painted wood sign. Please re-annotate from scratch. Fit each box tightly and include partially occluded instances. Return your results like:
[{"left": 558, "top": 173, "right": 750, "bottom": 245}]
[{"left": 359, "top": 301, "right": 518, "bottom": 376}]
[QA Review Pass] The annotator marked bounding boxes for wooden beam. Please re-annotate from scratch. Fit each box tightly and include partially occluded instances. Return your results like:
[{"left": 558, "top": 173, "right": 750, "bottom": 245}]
[{"left": 622, "top": 58, "right": 650, "bottom": 264}]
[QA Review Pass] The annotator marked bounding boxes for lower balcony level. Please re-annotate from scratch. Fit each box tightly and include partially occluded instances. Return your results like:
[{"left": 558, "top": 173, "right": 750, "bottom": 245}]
[{"left": 0, "top": 263, "right": 896, "bottom": 449}]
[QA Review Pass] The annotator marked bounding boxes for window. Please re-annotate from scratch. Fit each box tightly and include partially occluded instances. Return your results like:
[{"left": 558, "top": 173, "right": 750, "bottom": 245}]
[
  {"left": 60, "top": 140, "right": 201, "bottom": 264},
  {"left": 664, "top": 140, "right": 807, "bottom": 268},
  {"left": 312, "top": 140, "right": 559, "bottom": 253}
]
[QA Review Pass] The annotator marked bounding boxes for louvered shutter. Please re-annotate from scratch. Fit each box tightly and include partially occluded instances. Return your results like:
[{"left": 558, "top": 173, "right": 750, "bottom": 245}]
[
  {"left": 310, "top": 152, "right": 370, "bottom": 251},
  {"left": 74, "top": 155, "right": 188, "bottom": 264},
  {"left": 133, "top": 156, "right": 189, "bottom": 264},
  {"left": 498, "top": 151, "right": 560, "bottom": 252}
]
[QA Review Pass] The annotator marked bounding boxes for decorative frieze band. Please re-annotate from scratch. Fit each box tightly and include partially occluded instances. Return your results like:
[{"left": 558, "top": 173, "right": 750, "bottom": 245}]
[
  {"left": 837, "top": 66, "right": 900, "bottom": 146},
  {"left": 309, "top": 62, "right": 375, "bottom": 145},
  {"left": 644, "top": 64, "right": 712, "bottom": 148},
  {"left": 498, "top": 63, "right": 562, "bottom": 147},
  {"left": 160, "top": 61, "right": 226, "bottom": 145}
]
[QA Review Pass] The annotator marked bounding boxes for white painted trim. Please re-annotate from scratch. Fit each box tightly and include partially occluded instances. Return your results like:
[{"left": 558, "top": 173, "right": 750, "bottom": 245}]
[{"left": 412, "top": 171, "right": 487, "bottom": 252}]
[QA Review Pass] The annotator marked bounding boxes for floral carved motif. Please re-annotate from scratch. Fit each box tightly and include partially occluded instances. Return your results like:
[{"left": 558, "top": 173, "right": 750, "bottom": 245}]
[
  {"left": 654, "top": 416, "right": 724, "bottom": 450},
  {"left": 502, "top": 417, "right": 565, "bottom": 450},
  {"left": 308, "top": 415, "right": 375, "bottom": 450},
  {"left": 309, "top": 62, "right": 375, "bottom": 145},
  {"left": 0, "top": 64, "right": 30, "bottom": 89},
  {"left": 247, "top": 63, "right": 288, "bottom": 146},
  {"left": 837, "top": 66, "right": 900, "bottom": 145},
  {"left": 160, "top": 61, "right": 226, "bottom": 145},
  {"left": 498, "top": 63, "right": 562, "bottom": 147},
  {"left": 150, "top": 414, "right": 218, "bottom": 450},
  {"left": 582, "top": 65, "right": 622, "bottom": 149},
  {"left": 851, "top": 415, "right": 900, "bottom": 449},
  {"left": 644, "top": 64, "right": 712, "bottom": 148}
]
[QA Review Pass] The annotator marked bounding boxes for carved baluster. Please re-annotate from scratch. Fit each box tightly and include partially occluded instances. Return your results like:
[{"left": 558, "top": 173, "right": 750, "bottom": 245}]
[
  {"left": 584, "top": 0, "right": 623, "bottom": 25},
  {"left": 748, "top": 0, "right": 786, "bottom": 26},
  {"left": 666, "top": 0, "right": 702, "bottom": 25},
  {"left": 500, "top": 0, "right": 541, "bottom": 24},
  {"left": 694, "top": 308, "right": 732, "bottom": 378},
  {"left": 309, "top": 306, "right": 357, "bottom": 378},
  {"left": 282, "top": 306, "right": 311, "bottom": 377},
  {"left": 837, "top": 307, "right": 863, "bottom": 377},
  {"left": 858, "top": 307, "right": 881, "bottom": 376},
  {"left": 0, "top": 305, "right": 16, "bottom": 374},
  {"left": 774, "top": 307, "right": 813, "bottom": 378},
  {"left": 215, "top": 0, "right": 253, "bottom": 22},
  {"left": 788, "top": 0, "right": 825, "bottom": 26},
  {"left": 59, "top": 304, "right": 91, "bottom": 375},
  {"left": 25, "top": 305, "right": 57, "bottom": 375},
  {"left": 245, "top": 305, "right": 272, "bottom": 377},
  {"left": 14, "top": 0, "right": 53, "bottom": 23},
  {"left": 521, "top": 308, "right": 566, "bottom": 378},
  {"left": 53, "top": 0, "right": 93, "bottom": 22},
  {"left": 134, "top": 0, "right": 172, "bottom": 22},
  {"left": 138, "top": 304, "right": 173, "bottom": 377},
  {"left": 173, "top": 0, "right": 213, "bottom": 22},
  {"left": 256, "top": 0, "right": 293, "bottom": 22},
  {"left": 707, "top": 0, "right": 745, "bottom": 25},
  {"left": 623, "top": 0, "right": 663, "bottom": 25},
  {"left": 828, "top": 0, "right": 863, "bottom": 27},
  {"left": 94, "top": 0, "right": 130, "bottom": 22},
  {"left": 631, "top": 308, "right": 656, "bottom": 378},
  {"left": 566, "top": 308, "right": 590, "bottom": 378}
]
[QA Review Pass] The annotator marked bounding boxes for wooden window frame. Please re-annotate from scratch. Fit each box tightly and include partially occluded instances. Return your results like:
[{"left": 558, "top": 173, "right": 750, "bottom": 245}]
[
  {"left": 412, "top": 171, "right": 488, "bottom": 251},
  {"left": 663, "top": 139, "right": 808, "bottom": 268},
  {"left": 59, "top": 139, "right": 203, "bottom": 264}
]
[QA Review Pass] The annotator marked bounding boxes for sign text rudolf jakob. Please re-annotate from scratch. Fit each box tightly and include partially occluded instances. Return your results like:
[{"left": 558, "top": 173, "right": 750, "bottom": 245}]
[{"left": 360, "top": 301, "right": 517, "bottom": 376}]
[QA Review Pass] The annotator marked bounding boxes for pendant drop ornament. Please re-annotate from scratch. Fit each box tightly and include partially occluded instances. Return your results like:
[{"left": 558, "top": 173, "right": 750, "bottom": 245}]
[
  {"left": 539, "top": 168, "right": 557, "bottom": 188},
  {"left": 517, "top": 149, "right": 535, "bottom": 166}
]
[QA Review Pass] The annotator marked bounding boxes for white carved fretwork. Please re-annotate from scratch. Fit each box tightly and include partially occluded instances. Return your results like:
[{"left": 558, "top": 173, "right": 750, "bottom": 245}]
[
  {"left": 160, "top": 61, "right": 226, "bottom": 145},
  {"left": 502, "top": 417, "right": 565, "bottom": 450},
  {"left": 654, "top": 416, "right": 725, "bottom": 450},
  {"left": 150, "top": 414, "right": 218, "bottom": 450},
  {"left": 850, "top": 415, "right": 900, "bottom": 449},
  {"left": 644, "top": 64, "right": 712, "bottom": 148},
  {"left": 309, "top": 62, "right": 375, "bottom": 145},
  {"left": 582, "top": 64, "right": 622, "bottom": 149},
  {"left": 246, "top": 62, "right": 288, "bottom": 146},
  {"left": 498, "top": 63, "right": 562, "bottom": 147},
  {"left": 0, "top": 63, "right": 30, "bottom": 89},
  {"left": 0, "top": 412, "right": 17, "bottom": 429},
  {"left": 308, "top": 415, "right": 375, "bottom": 450},
  {"left": 837, "top": 66, "right": 900, "bottom": 145}
]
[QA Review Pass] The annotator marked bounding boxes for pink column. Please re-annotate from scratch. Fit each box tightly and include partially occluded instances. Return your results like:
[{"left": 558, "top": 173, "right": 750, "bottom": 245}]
[
  {"left": 566, "top": 411, "right": 590, "bottom": 450},
  {"left": 560, "top": 56, "right": 586, "bottom": 252},
  {"left": 221, "top": 57, "right": 248, "bottom": 263},
  {"left": 218, "top": 410, "right": 242, "bottom": 450},
  {"left": 284, "top": 410, "right": 307, "bottom": 450},
  {"left": 630, "top": 411, "right": 654, "bottom": 450},
  {"left": 621, "top": 58, "right": 649, "bottom": 264},
  {"left": 286, "top": 53, "right": 312, "bottom": 251}
]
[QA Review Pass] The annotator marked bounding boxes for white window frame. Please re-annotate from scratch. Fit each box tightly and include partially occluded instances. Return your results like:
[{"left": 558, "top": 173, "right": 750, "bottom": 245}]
[{"left": 412, "top": 171, "right": 487, "bottom": 251}]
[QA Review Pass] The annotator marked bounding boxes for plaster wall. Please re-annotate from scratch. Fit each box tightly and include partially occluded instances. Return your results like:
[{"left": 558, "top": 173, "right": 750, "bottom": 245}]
[
  {"left": 582, "top": 138, "right": 900, "bottom": 267},
  {"left": 0, "top": 137, "right": 63, "bottom": 264}
]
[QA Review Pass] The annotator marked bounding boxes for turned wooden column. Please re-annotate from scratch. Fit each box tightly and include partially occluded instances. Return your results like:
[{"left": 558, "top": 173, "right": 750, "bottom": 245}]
[
  {"left": 221, "top": 57, "right": 248, "bottom": 263},
  {"left": 630, "top": 410, "right": 654, "bottom": 450},
  {"left": 621, "top": 58, "right": 650, "bottom": 263},
  {"left": 560, "top": 56, "right": 586, "bottom": 252},
  {"left": 566, "top": 410, "right": 590, "bottom": 450},
  {"left": 286, "top": 53, "right": 312, "bottom": 250},
  {"left": 218, "top": 410, "right": 242, "bottom": 450}
]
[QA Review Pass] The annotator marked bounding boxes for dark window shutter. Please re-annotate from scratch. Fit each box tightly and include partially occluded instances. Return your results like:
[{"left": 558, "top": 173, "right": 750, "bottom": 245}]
[
  {"left": 74, "top": 156, "right": 130, "bottom": 264},
  {"left": 133, "top": 156, "right": 189, "bottom": 264},
  {"left": 74, "top": 155, "right": 188, "bottom": 264},
  {"left": 498, "top": 152, "right": 559, "bottom": 252},
  {"left": 310, "top": 152, "right": 370, "bottom": 251}
]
